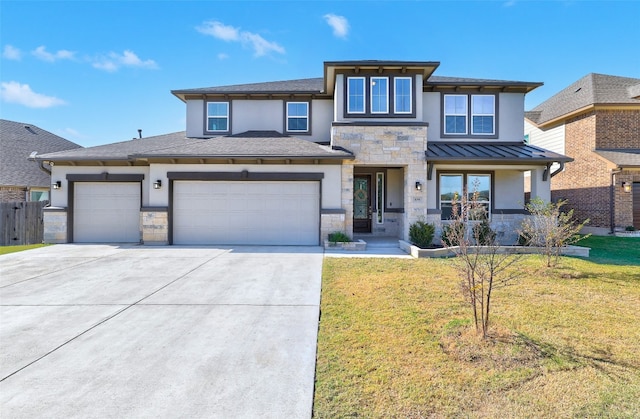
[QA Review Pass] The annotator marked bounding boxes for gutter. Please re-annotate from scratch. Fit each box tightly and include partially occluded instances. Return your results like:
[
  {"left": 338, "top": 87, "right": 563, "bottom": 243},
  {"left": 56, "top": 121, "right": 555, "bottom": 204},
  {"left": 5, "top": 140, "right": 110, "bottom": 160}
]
[{"left": 28, "top": 152, "right": 51, "bottom": 176}]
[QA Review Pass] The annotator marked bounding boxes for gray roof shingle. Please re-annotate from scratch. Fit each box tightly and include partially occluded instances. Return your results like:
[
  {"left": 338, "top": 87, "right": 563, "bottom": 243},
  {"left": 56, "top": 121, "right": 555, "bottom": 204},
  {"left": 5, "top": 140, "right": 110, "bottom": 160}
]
[
  {"left": 593, "top": 149, "right": 640, "bottom": 167},
  {"left": 172, "top": 78, "right": 325, "bottom": 97},
  {"left": 1, "top": 119, "right": 82, "bottom": 188},
  {"left": 37, "top": 131, "right": 353, "bottom": 161},
  {"left": 526, "top": 73, "right": 640, "bottom": 125}
]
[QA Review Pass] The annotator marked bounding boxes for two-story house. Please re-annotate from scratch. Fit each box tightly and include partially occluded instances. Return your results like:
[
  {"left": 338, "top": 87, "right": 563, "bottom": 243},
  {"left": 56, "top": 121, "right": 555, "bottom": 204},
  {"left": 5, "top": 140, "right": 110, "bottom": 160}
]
[
  {"left": 34, "top": 60, "right": 570, "bottom": 246},
  {"left": 525, "top": 73, "right": 640, "bottom": 233}
]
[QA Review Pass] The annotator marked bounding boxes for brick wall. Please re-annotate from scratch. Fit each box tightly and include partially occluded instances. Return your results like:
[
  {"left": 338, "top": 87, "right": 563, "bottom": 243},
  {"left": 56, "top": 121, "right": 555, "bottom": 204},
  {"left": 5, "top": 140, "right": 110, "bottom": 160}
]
[
  {"left": 595, "top": 109, "right": 640, "bottom": 149},
  {"left": 551, "top": 111, "right": 611, "bottom": 227},
  {"left": 0, "top": 186, "right": 26, "bottom": 202}
]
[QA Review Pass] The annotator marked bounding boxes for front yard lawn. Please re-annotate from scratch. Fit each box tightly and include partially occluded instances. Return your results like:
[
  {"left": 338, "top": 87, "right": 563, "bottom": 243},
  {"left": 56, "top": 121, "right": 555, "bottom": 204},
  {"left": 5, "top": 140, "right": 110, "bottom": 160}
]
[
  {"left": 314, "top": 252, "right": 640, "bottom": 417},
  {"left": 0, "top": 243, "right": 49, "bottom": 256}
]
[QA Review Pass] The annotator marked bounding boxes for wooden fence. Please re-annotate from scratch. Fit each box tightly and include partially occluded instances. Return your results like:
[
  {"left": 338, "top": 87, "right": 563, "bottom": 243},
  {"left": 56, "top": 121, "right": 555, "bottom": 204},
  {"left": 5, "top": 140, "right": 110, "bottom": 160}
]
[{"left": 0, "top": 201, "right": 46, "bottom": 246}]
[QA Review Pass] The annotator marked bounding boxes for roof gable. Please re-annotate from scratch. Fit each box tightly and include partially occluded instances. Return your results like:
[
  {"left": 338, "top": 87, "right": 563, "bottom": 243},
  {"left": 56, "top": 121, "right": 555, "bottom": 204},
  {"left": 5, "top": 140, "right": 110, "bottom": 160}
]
[
  {"left": 526, "top": 73, "right": 640, "bottom": 125},
  {"left": 0, "top": 119, "right": 82, "bottom": 188}
]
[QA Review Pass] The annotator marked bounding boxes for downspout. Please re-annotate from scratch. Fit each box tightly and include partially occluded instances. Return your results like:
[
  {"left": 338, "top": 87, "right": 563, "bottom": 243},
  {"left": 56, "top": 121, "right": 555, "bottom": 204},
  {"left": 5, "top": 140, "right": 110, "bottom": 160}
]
[
  {"left": 549, "top": 161, "right": 565, "bottom": 178},
  {"left": 28, "top": 152, "right": 52, "bottom": 176},
  {"left": 610, "top": 168, "right": 622, "bottom": 234}
]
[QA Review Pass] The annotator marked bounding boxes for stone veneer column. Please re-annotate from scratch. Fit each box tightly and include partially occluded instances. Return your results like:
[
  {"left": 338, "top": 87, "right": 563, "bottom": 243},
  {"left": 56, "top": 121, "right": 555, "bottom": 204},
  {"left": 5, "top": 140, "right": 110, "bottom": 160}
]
[
  {"left": 43, "top": 207, "right": 68, "bottom": 243},
  {"left": 141, "top": 209, "right": 169, "bottom": 245},
  {"left": 331, "top": 124, "right": 428, "bottom": 241}
]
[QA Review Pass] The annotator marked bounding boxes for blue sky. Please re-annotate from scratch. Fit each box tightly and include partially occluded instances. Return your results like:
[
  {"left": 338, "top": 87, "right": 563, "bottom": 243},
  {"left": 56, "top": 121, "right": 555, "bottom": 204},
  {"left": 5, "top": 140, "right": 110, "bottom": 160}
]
[{"left": 1, "top": 0, "right": 639, "bottom": 147}]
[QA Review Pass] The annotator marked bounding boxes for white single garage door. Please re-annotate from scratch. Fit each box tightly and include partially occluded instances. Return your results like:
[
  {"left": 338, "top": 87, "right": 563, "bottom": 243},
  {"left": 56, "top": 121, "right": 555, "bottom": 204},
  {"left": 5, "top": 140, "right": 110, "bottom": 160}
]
[
  {"left": 173, "top": 181, "right": 319, "bottom": 245},
  {"left": 74, "top": 182, "right": 141, "bottom": 243}
]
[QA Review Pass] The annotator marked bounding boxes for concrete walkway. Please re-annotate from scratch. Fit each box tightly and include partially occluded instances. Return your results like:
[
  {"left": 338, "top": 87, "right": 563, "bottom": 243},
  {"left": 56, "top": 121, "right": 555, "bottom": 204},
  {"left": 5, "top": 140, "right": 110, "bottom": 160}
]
[
  {"left": 324, "top": 236, "right": 413, "bottom": 258},
  {"left": 0, "top": 244, "right": 323, "bottom": 418}
]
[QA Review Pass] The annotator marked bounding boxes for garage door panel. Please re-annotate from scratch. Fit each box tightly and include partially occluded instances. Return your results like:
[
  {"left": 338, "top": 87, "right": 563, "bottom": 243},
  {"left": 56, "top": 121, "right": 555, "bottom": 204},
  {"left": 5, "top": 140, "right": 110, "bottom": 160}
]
[
  {"left": 74, "top": 183, "right": 140, "bottom": 243},
  {"left": 173, "top": 181, "right": 319, "bottom": 245}
]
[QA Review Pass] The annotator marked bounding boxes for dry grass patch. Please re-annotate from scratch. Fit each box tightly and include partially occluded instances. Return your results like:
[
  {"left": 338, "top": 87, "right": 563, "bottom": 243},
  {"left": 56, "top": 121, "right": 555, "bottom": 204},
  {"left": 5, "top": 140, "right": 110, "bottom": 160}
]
[{"left": 314, "top": 255, "right": 640, "bottom": 418}]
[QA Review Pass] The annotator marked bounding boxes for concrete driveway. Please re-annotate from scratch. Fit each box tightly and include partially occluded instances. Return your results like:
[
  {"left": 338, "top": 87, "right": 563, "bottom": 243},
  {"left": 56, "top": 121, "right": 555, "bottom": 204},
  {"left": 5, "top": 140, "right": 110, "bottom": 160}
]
[{"left": 0, "top": 244, "right": 323, "bottom": 418}]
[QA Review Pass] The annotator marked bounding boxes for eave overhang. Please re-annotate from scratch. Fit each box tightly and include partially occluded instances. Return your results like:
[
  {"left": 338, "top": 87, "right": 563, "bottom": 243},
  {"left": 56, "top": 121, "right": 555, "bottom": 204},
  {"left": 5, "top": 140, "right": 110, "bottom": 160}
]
[{"left": 324, "top": 60, "right": 441, "bottom": 95}]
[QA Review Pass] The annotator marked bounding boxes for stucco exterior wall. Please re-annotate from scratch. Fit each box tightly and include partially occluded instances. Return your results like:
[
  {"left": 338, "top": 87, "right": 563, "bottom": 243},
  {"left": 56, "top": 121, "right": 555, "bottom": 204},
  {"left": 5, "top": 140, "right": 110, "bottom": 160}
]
[
  {"left": 424, "top": 92, "right": 525, "bottom": 141},
  {"left": 184, "top": 98, "right": 333, "bottom": 142}
]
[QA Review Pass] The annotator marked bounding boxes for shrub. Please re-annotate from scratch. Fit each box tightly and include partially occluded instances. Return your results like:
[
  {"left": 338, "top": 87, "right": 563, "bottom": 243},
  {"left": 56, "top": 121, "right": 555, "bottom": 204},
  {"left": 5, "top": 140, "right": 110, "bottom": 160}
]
[
  {"left": 409, "top": 221, "right": 435, "bottom": 248},
  {"left": 328, "top": 231, "right": 351, "bottom": 243},
  {"left": 472, "top": 219, "right": 496, "bottom": 246},
  {"left": 625, "top": 226, "right": 637, "bottom": 232},
  {"left": 441, "top": 221, "right": 465, "bottom": 247}
]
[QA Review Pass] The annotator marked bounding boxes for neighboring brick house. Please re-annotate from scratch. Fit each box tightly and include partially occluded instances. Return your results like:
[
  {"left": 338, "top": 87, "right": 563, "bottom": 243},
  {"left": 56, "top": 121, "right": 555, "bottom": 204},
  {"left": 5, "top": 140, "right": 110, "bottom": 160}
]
[
  {"left": 0, "top": 119, "right": 82, "bottom": 202},
  {"left": 34, "top": 60, "right": 570, "bottom": 245},
  {"left": 525, "top": 74, "right": 640, "bottom": 233}
]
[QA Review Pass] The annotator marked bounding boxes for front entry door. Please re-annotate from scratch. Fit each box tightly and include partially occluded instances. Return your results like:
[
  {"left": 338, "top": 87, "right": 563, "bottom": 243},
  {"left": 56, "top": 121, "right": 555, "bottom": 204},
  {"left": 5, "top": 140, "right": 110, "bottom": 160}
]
[{"left": 354, "top": 175, "right": 372, "bottom": 233}]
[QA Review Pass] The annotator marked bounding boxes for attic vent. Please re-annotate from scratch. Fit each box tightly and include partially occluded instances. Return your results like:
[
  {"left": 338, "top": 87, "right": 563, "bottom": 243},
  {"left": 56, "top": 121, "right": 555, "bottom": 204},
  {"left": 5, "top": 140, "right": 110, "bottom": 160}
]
[
  {"left": 574, "top": 87, "right": 582, "bottom": 93},
  {"left": 24, "top": 126, "right": 37, "bottom": 134}
]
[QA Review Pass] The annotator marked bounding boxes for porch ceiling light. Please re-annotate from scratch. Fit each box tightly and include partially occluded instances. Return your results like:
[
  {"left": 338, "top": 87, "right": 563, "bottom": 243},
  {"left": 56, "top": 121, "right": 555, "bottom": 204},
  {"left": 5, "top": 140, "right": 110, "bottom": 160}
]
[
  {"left": 623, "top": 182, "right": 632, "bottom": 193},
  {"left": 52, "top": 181, "right": 62, "bottom": 190},
  {"left": 153, "top": 180, "right": 162, "bottom": 190},
  {"left": 415, "top": 181, "right": 422, "bottom": 191}
]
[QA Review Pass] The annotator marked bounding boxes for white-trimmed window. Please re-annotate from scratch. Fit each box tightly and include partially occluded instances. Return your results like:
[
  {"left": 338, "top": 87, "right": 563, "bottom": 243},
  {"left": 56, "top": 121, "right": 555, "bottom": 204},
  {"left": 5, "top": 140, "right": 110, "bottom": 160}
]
[
  {"left": 370, "top": 77, "right": 389, "bottom": 114},
  {"left": 347, "top": 77, "right": 365, "bottom": 113},
  {"left": 444, "top": 95, "right": 468, "bottom": 134},
  {"left": 286, "top": 102, "right": 309, "bottom": 132},
  {"left": 439, "top": 173, "right": 491, "bottom": 220},
  {"left": 471, "top": 95, "right": 495, "bottom": 135},
  {"left": 394, "top": 77, "right": 412, "bottom": 113},
  {"left": 207, "top": 102, "right": 229, "bottom": 132}
]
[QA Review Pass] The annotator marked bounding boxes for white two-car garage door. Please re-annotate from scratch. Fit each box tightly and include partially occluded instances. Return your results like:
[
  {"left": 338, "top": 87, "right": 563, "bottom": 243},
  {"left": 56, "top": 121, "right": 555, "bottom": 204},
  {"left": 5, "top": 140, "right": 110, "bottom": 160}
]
[
  {"left": 73, "top": 182, "right": 141, "bottom": 243},
  {"left": 173, "top": 181, "right": 319, "bottom": 245}
]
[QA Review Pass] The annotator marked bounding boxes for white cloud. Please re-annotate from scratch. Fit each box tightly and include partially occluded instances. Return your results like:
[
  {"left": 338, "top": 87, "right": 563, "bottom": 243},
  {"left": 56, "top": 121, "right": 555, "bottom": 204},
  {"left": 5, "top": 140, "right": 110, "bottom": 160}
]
[
  {"left": 32, "top": 46, "right": 76, "bottom": 62},
  {"left": 197, "top": 21, "right": 239, "bottom": 41},
  {"left": 324, "top": 14, "right": 349, "bottom": 38},
  {"left": 197, "top": 20, "right": 285, "bottom": 57},
  {"left": 0, "top": 81, "right": 66, "bottom": 108},
  {"left": 92, "top": 50, "right": 158, "bottom": 72},
  {"left": 217, "top": 53, "right": 229, "bottom": 60},
  {"left": 503, "top": 0, "right": 517, "bottom": 6},
  {"left": 3, "top": 45, "right": 22, "bottom": 60}
]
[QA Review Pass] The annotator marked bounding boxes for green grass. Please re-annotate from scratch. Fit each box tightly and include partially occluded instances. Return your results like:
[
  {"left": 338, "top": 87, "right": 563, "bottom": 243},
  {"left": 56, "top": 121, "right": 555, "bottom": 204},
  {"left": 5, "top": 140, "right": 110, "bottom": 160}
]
[
  {"left": 0, "top": 243, "right": 49, "bottom": 256},
  {"left": 314, "top": 251, "right": 640, "bottom": 418},
  {"left": 576, "top": 235, "right": 640, "bottom": 265}
]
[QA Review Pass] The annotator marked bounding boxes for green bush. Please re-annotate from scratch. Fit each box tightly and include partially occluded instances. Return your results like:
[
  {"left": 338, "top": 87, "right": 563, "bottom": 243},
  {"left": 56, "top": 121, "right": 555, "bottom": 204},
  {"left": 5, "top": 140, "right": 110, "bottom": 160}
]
[
  {"left": 328, "top": 231, "right": 351, "bottom": 243},
  {"left": 441, "top": 222, "right": 465, "bottom": 247},
  {"left": 472, "top": 219, "right": 496, "bottom": 245},
  {"left": 625, "top": 226, "right": 637, "bottom": 232},
  {"left": 409, "top": 221, "right": 435, "bottom": 248}
]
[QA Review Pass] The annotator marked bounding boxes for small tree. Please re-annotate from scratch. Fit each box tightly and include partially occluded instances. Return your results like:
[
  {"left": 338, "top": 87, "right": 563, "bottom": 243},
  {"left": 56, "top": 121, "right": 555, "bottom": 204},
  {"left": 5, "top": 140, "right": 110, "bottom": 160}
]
[
  {"left": 519, "top": 198, "right": 590, "bottom": 267},
  {"left": 443, "top": 188, "right": 521, "bottom": 339}
]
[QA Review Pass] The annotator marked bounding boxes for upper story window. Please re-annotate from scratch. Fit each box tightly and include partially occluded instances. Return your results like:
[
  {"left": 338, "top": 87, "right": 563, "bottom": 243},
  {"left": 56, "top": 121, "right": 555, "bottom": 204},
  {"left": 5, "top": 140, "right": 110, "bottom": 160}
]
[
  {"left": 207, "top": 102, "right": 229, "bottom": 132},
  {"left": 286, "top": 102, "right": 309, "bottom": 133},
  {"left": 345, "top": 75, "right": 415, "bottom": 118},
  {"left": 471, "top": 95, "right": 495, "bottom": 135},
  {"left": 347, "top": 77, "right": 365, "bottom": 114},
  {"left": 394, "top": 77, "right": 412, "bottom": 114},
  {"left": 444, "top": 95, "right": 468, "bottom": 134},
  {"left": 370, "top": 77, "right": 389, "bottom": 114},
  {"left": 443, "top": 94, "right": 497, "bottom": 137}
]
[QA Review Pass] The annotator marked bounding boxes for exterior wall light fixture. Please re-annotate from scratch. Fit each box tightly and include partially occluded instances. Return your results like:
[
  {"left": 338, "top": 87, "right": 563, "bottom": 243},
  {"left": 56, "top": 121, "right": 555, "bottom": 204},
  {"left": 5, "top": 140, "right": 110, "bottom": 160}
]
[
  {"left": 623, "top": 182, "right": 632, "bottom": 193},
  {"left": 52, "top": 181, "right": 62, "bottom": 190},
  {"left": 415, "top": 181, "right": 422, "bottom": 191},
  {"left": 153, "top": 180, "right": 162, "bottom": 189}
]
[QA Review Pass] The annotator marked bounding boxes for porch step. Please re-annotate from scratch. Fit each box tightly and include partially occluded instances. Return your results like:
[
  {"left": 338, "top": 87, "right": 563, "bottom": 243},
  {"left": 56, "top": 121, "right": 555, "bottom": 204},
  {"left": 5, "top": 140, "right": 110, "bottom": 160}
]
[{"left": 353, "top": 236, "right": 399, "bottom": 248}]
